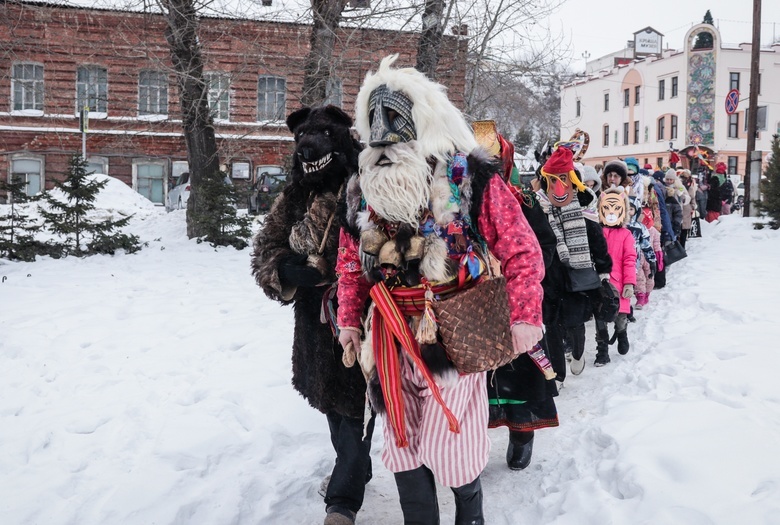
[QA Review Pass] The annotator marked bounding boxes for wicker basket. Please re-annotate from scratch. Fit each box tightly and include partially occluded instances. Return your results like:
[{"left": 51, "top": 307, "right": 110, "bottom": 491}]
[{"left": 432, "top": 276, "right": 516, "bottom": 373}]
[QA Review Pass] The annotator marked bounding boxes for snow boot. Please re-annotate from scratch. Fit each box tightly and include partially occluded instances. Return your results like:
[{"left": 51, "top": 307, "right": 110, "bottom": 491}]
[
  {"left": 594, "top": 348, "right": 611, "bottom": 366},
  {"left": 451, "top": 476, "right": 485, "bottom": 525},
  {"left": 506, "top": 430, "right": 534, "bottom": 470},
  {"left": 594, "top": 323, "right": 610, "bottom": 367},
  {"left": 324, "top": 506, "right": 356, "bottom": 525},
  {"left": 634, "top": 293, "right": 647, "bottom": 310},
  {"left": 617, "top": 330, "right": 630, "bottom": 355},
  {"left": 394, "top": 465, "right": 440, "bottom": 525},
  {"left": 568, "top": 326, "right": 586, "bottom": 376}
]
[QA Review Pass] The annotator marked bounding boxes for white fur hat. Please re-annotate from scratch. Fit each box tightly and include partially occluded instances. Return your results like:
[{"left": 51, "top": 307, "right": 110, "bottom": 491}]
[
  {"left": 577, "top": 164, "right": 602, "bottom": 192},
  {"left": 664, "top": 168, "right": 679, "bottom": 183}
]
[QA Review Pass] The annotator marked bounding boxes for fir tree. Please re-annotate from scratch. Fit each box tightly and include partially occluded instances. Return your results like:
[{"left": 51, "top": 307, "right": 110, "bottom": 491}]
[
  {"left": 38, "top": 154, "right": 144, "bottom": 256},
  {"left": 703, "top": 10, "right": 714, "bottom": 25},
  {"left": 189, "top": 172, "right": 252, "bottom": 249},
  {"left": 0, "top": 179, "right": 49, "bottom": 261},
  {"left": 755, "top": 134, "right": 780, "bottom": 229},
  {"left": 693, "top": 11, "right": 715, "bottom": 50}
]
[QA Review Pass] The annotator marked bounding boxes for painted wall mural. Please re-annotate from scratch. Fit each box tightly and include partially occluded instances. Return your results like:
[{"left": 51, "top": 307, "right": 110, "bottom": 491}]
[{"left": 686, "top": 28, "right": 717, "bottom": 146}]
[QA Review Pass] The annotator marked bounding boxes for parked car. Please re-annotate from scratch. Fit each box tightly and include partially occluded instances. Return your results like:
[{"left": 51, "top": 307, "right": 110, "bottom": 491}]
[
  {"left": 166, "top": 171, "right": 191, "bottom": 211},
  {"left": 165, "top": 172, "right": 234, "bottom": 212},
  {"left": 248, "top": 165, "right": 287, "bottom": 215}
]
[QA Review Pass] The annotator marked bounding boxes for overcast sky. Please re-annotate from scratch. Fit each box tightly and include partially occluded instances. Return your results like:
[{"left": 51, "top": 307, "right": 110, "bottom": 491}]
[{"left": 549, "top": 0, "right": 780, "bottom": 71}]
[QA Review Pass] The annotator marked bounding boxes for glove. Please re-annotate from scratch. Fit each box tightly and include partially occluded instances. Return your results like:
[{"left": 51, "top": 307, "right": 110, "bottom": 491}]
[
  {"left": 599, "top": 273, "right": 611, "bottom": 282},
  {"left": 648, "top": 261, "right": 657, "bottom": 280},
  {"left": 278, "top": 253, "right": 324, "bottom": 287},
  {"left": 622, "top": 284, "right": 635, "bottom": 299}
]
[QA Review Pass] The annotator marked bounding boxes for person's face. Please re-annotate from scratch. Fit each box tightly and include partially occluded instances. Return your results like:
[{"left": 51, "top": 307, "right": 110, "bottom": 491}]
[
  {"left": 606, "top": 171, "right": 622, "bottom": 187},
  {"left": 664, "top": 178, "right": 675, "bottom": 186},
  {"left": 585, "top": 180, "right": 596, "bottom": 189}
]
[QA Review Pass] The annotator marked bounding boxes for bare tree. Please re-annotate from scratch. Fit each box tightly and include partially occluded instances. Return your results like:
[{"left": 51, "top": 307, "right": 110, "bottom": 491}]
[{"left": 301, "top": 0, "right": 349, "bottom": 106}]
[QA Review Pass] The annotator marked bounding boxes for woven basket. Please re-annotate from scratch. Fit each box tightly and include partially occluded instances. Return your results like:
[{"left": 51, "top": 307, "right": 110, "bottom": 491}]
[{"left": 432, "top": 276, "right": 516, "bottom": 374}]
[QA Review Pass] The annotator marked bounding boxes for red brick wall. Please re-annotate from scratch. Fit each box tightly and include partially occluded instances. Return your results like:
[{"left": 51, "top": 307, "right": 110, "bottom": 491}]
[{"left": 0, "top": 1, "right": 468, "bottom": 192}]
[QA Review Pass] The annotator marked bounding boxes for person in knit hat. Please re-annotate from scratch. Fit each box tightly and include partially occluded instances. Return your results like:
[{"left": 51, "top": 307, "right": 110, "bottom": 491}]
[
  {"left": 624, "top": 157, "right": 640, "bottom": 176},
  {"left": 577, "top": 163, "right": 602, "bottom": 194},
  {"left": 602, "top": 159, "right": 630, "bottom": 190}
]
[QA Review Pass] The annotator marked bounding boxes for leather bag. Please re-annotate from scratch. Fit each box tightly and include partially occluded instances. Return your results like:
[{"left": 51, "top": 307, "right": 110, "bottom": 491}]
[{"left": 664, "top": 239, "right": 688, "bottom": 266}]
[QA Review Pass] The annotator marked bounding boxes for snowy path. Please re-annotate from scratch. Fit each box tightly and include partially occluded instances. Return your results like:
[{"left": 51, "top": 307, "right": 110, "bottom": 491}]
[{"left": 1, "top": 209, "right": 779, "bottom": 525}]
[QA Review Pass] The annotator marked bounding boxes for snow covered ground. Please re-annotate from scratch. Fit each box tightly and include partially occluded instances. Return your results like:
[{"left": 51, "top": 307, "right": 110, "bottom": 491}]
[{"left": 2, "top": 182, "right": 780, "bottom": 524}]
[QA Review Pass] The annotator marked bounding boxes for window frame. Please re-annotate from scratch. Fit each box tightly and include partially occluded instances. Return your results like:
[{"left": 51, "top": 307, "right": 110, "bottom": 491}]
[
  {"left": 658, "top": 78, "right": 665, "bottom": 101},
  {"left": 138, "top": 69, "right": 169, "bottom": 118},
  {"left": 622, "top": 122, "right": 629, "bottom": 145},
  {"left": 76, "top": 65, "right": 108, "bottom": 116},
  {"left": 671, "top": 76, "right": 678, "bottom": 97},
  {"left": 257, "top": 75, "right": 286, "bottom": 122},
  {"left": 623, "top": 88, "right": 630, "bottom": 107},
  {"left": 205, "top": 72, "right": 231, "bottom": 122},
  {"left": 670, "top": 115, "right": 678, "bottom": 140},
  {"left": 633, "top": 120, "right": 640, "bottom": 144},
  {"left": 603, "top": 124, "right": 609, "bottom": 147},
  {"left": 727, "top": 156, "right": 739, "bottom": 175},
  {"left": 728, "top": 113, "right": 739, "bottom": 138},
  {"left": 604, "top": 93, "right": 609, "bottom": 112},
  {"left": 132, "top": 158, "right": 168, "bottom": 205},
  {"left": 634, "top": 86, "right": 640, "bottom": 105},
  {"left": 657, "top": 116, "right": 666, "bottom": 140},
  {"left": 11, "top": 62, "right": 44, "bottom": 114},
  {"left": 10, "top": 154, "right": 45, "bottom": 197},
  {"left": 730, "top": 72, "right": 740, "bottom": 92}
]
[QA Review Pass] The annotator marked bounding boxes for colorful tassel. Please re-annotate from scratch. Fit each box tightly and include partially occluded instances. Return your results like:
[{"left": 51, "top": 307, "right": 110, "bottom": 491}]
[
  {"left": 528, "top": 344, "right": 557, "bottom": 380},
  {"left": 415, "top": 282, "right": 438, "bottom": 345}
]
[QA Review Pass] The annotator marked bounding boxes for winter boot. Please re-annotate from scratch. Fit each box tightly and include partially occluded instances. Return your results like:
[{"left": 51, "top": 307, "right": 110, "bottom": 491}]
[
  {"left": 451, "top": 476, "right": 485, "bottom": 525},
  {"left": 634, "top": 293, "right": 647, "bottom": 310},
  {"left": 506, "top": 430, "right": 534, "bottom": 470},
  {"left": 594, "top": 327, "right": 610, "bottom": 366},
  {"left": 568, "top": 326, "right": 586, "bottom": 376},
  {"left": 617, "top": 330, "right": 630, "bottom": 355},
  {"left": 324, "top": 506, "right": 356, "bottom": 525},
  {"left": 394, "top": 466, "right": 440, "bottom": 525}
]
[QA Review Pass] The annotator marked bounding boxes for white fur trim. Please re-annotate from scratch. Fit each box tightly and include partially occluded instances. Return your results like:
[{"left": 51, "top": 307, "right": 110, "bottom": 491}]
[
  {"left": 419, "top": 235, "right": 453, "bottom": 283},
  {"left": 355, "top": 54, "right": 478, "bottom": 165}
]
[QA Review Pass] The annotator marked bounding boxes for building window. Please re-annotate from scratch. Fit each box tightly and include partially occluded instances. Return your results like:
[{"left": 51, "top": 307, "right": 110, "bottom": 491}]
[
  {"left": 730, "top": 72, "right": 740, "bottom": 92},
  {"left": 657, "top": 116, "right": 665, "bottom": 140},
  {"left": 12, "top": 63, "right": 44, "bottom": 112},
  {"left": 603, "top": 125, "right": 609, "bottom": 147},
  {"left": 76, "top": 65, "right": 107, "bottom": 114},
  {"left": 623, "top": 122, "right": 629, "bottom": 145},
  {"left": 604, "top": 93, "right": 609, "bottom": 112},
  {"left": 728, "top": 113, "right": 739, "bottom": 138},
  {"left": 671, "top": 115, "right": 678, "bottom": 140},
  {"left": 133, "top": 160, "right": 166, "bottom": 204},
  {"left": 232, "top": 161, "right": 251, "bottom": 180},
  {"left": 671, "top": 76, "right": 678, "bottom": 97},
  {"left": 635, "top": 86, "right": 640, "bottom": 105},
  {"left": 575, "top": 98, "right": 581, "bottom": 117},
  {"left": 139, "top": 70, "right": 168, "bottom": 116},
  {"left": 656, "top": 157, "right": 663, "bottom": 169},
  {"left": 728, "top": 156, "right": 739, "bottom": 174},
  {"left": 205, "top": 72, "right": 230, "bottom": 121},
  {"left": 633, "top": 120, "right": 639, "bottom": 144},
  {"left": 326, "top": 77, "right": 343, "bottom": 107},
  {"left": 86, "top": 156, "right": 108, "bottom": 175},
  {"left": 623, "top": 88, "right": 629, "bottom": 107},
  {"left": 658, "top": 79, "right": 665, "bottom": 100},
  {"left": 257, "top": 75, "right": 286, "bottom": 121},
  {"left": 11, "top": 157, "right": 44, "bottom": 196}
]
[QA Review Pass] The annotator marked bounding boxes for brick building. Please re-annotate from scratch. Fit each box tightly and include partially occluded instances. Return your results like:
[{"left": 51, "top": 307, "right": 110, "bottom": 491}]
[{"left": 1, "top": 0, "right": 467, "bottom": 205}]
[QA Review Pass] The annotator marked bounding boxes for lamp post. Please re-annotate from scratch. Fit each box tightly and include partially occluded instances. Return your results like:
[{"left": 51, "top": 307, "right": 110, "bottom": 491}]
[{"left": 581, "top": 51, "right": 591, "bottom": 74}]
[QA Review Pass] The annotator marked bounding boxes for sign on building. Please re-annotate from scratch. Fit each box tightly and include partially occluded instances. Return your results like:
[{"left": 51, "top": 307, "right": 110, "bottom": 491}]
[{"left": 634, "top": 27, "right": 663, "bottom": 58}]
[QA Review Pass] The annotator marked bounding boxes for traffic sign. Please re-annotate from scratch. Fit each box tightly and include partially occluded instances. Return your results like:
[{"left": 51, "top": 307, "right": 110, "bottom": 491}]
[{"left": 725, "top": 89, "right": 739, "bottom": 115}]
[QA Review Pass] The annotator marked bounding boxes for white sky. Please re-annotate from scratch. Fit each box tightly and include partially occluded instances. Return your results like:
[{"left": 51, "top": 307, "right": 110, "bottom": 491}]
[{"left": 550, "top": 0, "right": 780, "bottom": 71}]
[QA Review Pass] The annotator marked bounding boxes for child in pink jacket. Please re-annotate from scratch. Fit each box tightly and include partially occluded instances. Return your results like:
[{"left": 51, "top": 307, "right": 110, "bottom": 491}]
[{"left": 596, "top": 186, "right": 637, "bottom": 365}]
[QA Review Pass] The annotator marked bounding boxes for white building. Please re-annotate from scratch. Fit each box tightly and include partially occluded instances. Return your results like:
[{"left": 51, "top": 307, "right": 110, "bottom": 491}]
[{"left": 560, "top": 23, "right": 780, "bottom": 176}]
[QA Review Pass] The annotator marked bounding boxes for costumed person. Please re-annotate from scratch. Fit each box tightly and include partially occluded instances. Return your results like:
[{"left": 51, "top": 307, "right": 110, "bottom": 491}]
[
  {"left": 595, "top": 186, "right": 637, "bottom": 365},
  {"left": 251, "top": 106, "right": 375, "bottom": 525},
  {"left": 663, "top": 168, "right": 688, "bottom": 240},
  {"left": 335, "top": 55, "right": 545, "bottom": 525},
  {"left": 626, "top": 196, "right": 657, "bottom": 310},
  {"left": 679, "top": 169, "right": 698, "bottom": 247},
  {"left": 534, "top": 148, "right": 613, "bottom": 377},
  {"left": 479, "top": 125, "right": 559, "bottom": 471},
  {"left": 705, "top": 165, "right": 723, "bottom": 222},
  {"left": 669, "top": 149, "right": 681, "bottom": 169}
]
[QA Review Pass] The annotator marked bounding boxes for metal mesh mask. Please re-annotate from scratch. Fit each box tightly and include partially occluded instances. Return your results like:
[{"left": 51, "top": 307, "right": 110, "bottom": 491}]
[{"left": 368, "top": 84, "right": 416, "bottom": 146}]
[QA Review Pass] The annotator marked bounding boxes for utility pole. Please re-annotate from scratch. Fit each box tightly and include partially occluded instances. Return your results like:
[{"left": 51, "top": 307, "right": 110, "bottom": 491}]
[{"left": 744, "top": 0, "right": 761, "bottom": 216}]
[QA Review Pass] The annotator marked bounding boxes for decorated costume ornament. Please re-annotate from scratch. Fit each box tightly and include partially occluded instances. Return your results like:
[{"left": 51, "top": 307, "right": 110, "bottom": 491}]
[
  {"left": 540, "top": 146, "right": 586, "bottom": 207},
  {"left": 599, "top": 186, "right": 628, "bottom": 227},
  {"left": 367, "top": 84, "right": 417, "bottom": 146}
]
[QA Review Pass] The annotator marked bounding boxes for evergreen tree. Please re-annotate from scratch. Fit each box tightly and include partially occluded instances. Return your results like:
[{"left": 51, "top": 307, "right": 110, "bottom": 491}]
[
  {"left": 755, "top": 134, "right": 780, "bottom": 229},
  {"left": 703, "top": 10, "right": 714, "bottom": 25},
  {"left": 188, "top": 172, "right": 252, "bottom": 249},
  {"left": 38, "top": 154, "right": 144, "bottom": 256},
  {"left": 693, "top": 11, "right": 715, "bottom": 50},
  {"left": 0, "top": 179, "right": 48, "bottom": 261}
]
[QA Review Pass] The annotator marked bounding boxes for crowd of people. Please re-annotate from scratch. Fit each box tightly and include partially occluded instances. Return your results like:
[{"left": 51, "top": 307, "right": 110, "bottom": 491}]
[{"left": 250, "top": 54, "right": 738, "bottom": 525}]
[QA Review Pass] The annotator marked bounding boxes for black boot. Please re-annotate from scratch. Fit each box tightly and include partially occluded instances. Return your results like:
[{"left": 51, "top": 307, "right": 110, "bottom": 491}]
[
  {"left": 394, "top": 466, "right": 439, "bottom": 525},
  {"left": 617, "top": 330, "right": 630, "bottom": 355},
  {"left": 506, "top": 430, "right": 534, "bottom": 470},
  {"left": 451, "top": 476, "right": 484, "bottom": 525},
  {"left": 594, "top": 323, "right": 610, "bottom": 367}
]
